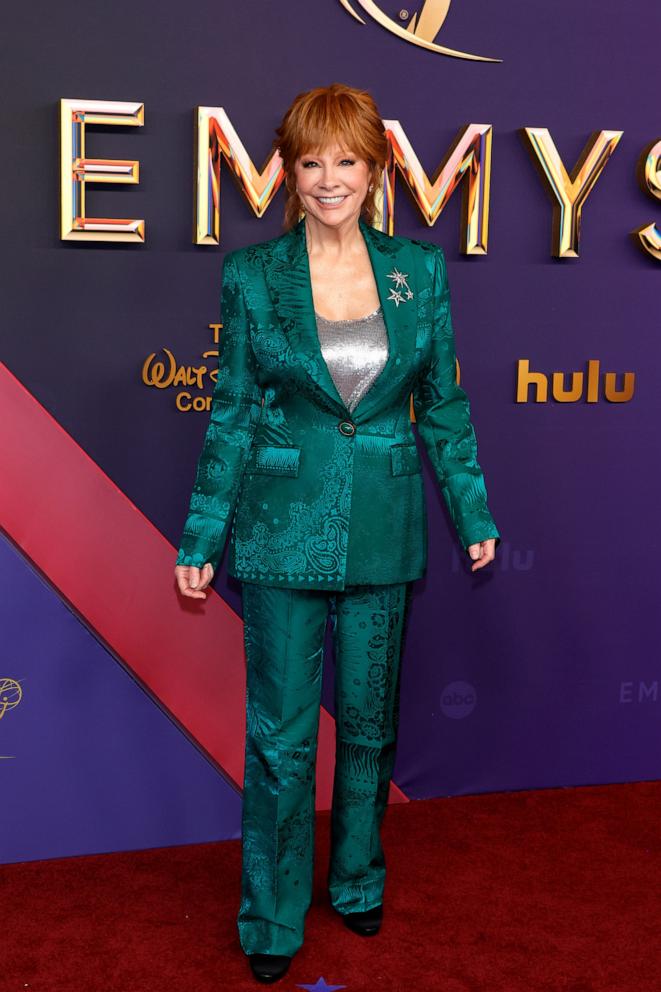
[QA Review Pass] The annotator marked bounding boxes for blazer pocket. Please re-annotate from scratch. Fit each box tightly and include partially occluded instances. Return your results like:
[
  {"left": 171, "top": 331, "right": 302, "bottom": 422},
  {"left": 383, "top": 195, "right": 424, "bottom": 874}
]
[
  {"left": 390, "top": 441, "right": 422, "bottom": 476},
  {"left": 248, "top": 444, "right": 301, "bottom": 477}
]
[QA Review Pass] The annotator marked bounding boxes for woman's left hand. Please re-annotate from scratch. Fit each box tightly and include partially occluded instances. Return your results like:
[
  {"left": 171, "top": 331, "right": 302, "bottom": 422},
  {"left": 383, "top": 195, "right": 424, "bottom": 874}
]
[{"left": 467, "top": 538, "right": 497, "bottom": 572}]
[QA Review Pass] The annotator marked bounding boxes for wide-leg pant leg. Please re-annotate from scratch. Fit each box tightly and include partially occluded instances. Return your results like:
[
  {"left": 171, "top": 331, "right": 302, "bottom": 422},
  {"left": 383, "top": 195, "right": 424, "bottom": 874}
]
[
  {"left": 327, "top": 580, "right": 414, "bottom": 914},
  {"left": 237, "top": 581, "right": 329, "bottom": 957}
]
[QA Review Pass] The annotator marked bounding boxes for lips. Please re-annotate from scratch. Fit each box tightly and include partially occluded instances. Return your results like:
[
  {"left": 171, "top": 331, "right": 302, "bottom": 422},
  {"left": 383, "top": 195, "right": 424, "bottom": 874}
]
[{"left": 316, "top": 195, "right": 347, "bottom": 206}]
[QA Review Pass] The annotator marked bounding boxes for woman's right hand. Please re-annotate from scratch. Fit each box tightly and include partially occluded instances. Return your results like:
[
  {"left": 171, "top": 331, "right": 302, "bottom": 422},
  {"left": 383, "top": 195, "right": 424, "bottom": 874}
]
[{"left": 175, "top": 563, "right": 215, "bottom": 599}]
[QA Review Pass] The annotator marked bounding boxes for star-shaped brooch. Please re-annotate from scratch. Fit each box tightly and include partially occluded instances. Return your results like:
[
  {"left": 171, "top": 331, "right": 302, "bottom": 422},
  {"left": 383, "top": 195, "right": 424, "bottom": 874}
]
[{"left": 386, "top": 267, "right": 414, "bottom": 306}]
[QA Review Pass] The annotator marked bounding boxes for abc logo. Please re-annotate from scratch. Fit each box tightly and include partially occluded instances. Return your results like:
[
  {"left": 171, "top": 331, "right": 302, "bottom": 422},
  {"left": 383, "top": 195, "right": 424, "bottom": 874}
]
[{"left": 440, "top": 680, "right": 477, "bottom": 719}]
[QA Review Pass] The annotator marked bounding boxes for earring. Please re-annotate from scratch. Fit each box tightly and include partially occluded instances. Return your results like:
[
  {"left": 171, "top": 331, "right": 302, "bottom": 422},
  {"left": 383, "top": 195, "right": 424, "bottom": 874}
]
[{"left": 369, "top": 183, "right": 374, "bottom": 192}]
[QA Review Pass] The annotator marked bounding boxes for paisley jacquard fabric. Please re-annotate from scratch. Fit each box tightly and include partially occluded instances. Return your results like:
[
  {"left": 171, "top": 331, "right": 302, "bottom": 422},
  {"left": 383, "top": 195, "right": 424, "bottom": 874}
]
[
  {"left": 175, "top": 216, "right": 501, "bottom": 589},
  {"left": 237, "top": 579, "right": 413, "bottom": 957},
  {"left": 314, "top": 305, "right": 389, "bottom": 413}
]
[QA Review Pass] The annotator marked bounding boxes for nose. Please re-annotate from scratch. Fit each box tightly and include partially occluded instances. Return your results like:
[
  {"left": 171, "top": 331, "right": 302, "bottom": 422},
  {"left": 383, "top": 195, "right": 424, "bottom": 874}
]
[{"left": 317, "top": 167, "right": 342, "bottom": 190}]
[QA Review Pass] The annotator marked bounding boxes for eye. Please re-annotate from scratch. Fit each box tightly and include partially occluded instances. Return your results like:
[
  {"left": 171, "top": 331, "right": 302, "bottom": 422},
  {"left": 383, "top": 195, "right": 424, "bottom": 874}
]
[
  {"left": 301, "top": 160, "right": 318, "bottom": 168},
  {"left": 341, "top": 158, "right": 356, "bottom": 166}
]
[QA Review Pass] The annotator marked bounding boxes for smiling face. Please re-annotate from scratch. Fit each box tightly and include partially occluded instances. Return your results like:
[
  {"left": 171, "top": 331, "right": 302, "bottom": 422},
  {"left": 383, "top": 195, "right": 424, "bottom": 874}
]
[{"left": 292, "top": 141, "right": 373, "bottom": 228}]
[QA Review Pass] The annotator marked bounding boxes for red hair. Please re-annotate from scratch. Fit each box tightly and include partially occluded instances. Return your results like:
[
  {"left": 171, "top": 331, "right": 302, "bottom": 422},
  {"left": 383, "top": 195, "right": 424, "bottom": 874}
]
[{"left": 274, "top": 83, "right": 388, "bottom": 231}]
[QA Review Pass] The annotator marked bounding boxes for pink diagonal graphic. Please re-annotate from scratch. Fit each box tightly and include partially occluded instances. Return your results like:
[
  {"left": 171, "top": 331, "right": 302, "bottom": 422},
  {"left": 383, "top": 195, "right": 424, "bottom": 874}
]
[{"left": 0, "top": 362, "right": 409, "bottom": 808}]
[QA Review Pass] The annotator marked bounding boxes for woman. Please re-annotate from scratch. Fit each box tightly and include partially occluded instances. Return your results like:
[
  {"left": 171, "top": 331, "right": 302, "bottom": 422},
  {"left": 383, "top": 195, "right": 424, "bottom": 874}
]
[{"left": 175, "top": 83, "right": 500, "bottom": 983}]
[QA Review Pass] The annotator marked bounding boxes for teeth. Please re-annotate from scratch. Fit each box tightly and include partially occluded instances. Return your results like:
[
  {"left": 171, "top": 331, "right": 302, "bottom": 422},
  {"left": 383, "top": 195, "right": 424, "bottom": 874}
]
[{"left": 318, "top": 195, "right": 345, "bottom": 204}]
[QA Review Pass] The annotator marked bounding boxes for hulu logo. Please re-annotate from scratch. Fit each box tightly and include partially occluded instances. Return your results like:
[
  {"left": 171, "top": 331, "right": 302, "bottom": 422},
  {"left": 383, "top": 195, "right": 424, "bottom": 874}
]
[{"left": 517, "top": 360, "right": 635, "bottom": 403}]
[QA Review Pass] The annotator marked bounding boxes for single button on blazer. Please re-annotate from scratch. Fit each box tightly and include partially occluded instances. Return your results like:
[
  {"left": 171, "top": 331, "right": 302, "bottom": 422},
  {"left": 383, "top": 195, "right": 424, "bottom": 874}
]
[{"left": 175, "top": 215, "right": 501, "bottom": 590}]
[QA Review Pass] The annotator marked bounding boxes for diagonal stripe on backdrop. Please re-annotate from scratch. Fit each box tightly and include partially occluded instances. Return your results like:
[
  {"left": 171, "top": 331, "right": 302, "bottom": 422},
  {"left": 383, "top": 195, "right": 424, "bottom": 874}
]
[{"left": 0, "top": 363, "right": 408, "bottom": 809}]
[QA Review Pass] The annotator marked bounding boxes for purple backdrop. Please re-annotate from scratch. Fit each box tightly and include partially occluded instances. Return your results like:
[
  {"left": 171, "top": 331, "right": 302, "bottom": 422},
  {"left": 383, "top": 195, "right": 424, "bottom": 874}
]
[{"left": 1, "top": 0, "right": 659, "bottom": 864}]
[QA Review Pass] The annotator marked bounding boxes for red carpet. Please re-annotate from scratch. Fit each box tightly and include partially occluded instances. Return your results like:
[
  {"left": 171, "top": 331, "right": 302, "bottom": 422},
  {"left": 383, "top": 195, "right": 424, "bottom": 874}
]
[{"left": 3, "top": 780, "right": 660, "bottom": 992}]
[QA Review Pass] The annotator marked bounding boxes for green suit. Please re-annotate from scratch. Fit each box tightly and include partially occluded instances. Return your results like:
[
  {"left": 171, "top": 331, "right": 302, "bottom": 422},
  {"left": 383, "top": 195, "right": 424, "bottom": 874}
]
[
  {"left": 175, "top": 216, "right": 500, "bottom": 587},
  {"left": 175, "top": 217, "right": 501, "bottom": 958}
]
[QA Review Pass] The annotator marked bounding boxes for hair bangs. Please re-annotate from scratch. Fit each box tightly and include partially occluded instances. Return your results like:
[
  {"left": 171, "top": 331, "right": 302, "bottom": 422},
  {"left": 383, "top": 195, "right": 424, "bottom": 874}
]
[{"left": 274, "top": 83, "right": 388, "bottom": 230}]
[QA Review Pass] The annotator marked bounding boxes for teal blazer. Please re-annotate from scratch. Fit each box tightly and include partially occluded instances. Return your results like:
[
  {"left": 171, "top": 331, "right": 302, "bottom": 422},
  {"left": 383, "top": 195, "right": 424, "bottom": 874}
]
[{"left": 175, "top": 216, "right": 501, "bottom": 590}]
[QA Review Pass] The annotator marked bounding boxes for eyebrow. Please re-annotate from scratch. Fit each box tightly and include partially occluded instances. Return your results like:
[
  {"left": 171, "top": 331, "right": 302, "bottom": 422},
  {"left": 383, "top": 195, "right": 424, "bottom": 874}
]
[{"left": 302, "top": 152, "right": 355, "bottom": 159}]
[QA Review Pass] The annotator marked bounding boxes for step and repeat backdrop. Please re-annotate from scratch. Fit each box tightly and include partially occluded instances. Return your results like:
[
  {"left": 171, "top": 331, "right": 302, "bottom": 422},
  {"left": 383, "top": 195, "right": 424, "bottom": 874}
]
[{"left": 1, "top": 0, "right": 659, "bottom": 864}]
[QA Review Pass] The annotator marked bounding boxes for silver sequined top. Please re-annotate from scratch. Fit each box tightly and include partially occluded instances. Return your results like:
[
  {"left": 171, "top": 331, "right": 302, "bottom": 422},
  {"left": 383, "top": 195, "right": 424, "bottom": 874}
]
[{"left": 315, "top": 305, "right": 389, "bottom": 413}]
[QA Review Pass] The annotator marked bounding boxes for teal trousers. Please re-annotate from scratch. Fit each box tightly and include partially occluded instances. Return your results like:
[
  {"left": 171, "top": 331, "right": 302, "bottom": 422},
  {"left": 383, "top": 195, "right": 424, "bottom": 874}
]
[{"left": 236, "top": 580, "right": 413, "bottom": 956}]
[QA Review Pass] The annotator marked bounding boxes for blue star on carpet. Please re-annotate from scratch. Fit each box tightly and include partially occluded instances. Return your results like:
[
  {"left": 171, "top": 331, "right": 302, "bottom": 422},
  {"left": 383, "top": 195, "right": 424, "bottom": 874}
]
[{"left": 296, "top": 979, "right": 347, "bottom": 991}]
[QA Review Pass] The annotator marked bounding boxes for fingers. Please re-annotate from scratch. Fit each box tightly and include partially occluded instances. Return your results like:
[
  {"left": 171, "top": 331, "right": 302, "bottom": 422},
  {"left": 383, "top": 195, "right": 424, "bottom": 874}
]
[
  {"left": 174, "top": 563, "right": 215, "bottom": 599},
  {"left": 193, "top": 563, "right": 215, "bottom": 591},
  {"left": 468, "top": 539, "right": 497, "bottom": 572}
]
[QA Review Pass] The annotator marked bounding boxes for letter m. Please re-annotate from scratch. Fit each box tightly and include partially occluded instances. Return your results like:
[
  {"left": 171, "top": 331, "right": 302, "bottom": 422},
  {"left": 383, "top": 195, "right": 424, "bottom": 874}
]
[
  {"left": 638, "top": 681, "right": 659, "bottom": 702},
  {"left": 194, "top": 107, "right": 286, "bottom": 246}
]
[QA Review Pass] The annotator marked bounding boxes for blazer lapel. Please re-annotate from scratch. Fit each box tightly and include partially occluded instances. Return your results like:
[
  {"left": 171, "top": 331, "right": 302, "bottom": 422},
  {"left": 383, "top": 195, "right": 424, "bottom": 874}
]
[
  {"left": 263, "top": 214, "right": 418, "bottom": 422},
  {"left": 353, "top": 217, "right": 417, "bottom": 423},
  {"left": 263, "top": 217, "right": 347, "bottom": 415}
]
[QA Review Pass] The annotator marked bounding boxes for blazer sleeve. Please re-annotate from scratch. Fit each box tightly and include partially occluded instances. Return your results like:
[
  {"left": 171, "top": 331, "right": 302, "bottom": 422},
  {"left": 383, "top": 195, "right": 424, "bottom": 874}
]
[
  {"left": 412, "top": 244, "right": 501, "bottom": 554},
  {"left": 175, "top": 250, "right": 263, "bottom": 572}
]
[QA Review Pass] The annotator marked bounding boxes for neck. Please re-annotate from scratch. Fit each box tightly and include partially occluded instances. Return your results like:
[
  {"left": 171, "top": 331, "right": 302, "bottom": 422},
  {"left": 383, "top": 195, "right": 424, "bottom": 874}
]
[{"left": 304, "top": 213, "right": 364, "bottom": 257}]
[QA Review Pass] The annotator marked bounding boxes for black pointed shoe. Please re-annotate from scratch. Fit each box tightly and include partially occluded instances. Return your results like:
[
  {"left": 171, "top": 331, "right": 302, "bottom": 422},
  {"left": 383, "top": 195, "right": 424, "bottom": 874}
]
[
  {"left": 342, "top": 903, "right": 383, "bottom": 936},
  {"left": 248, "top": 952, "right": 292, "bottom": 983}
]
